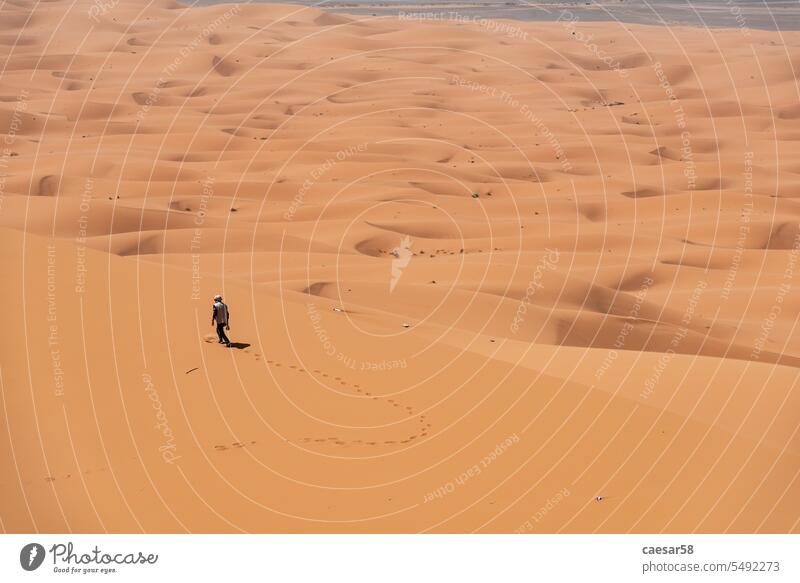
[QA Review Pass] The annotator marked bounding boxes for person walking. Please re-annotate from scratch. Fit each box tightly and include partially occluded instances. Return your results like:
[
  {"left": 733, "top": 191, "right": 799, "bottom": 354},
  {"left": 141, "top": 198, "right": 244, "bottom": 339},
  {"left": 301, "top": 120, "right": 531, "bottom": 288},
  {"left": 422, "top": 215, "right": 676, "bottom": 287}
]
[{"left": 212, "top": 294, "right": 231, "bottom": 346}]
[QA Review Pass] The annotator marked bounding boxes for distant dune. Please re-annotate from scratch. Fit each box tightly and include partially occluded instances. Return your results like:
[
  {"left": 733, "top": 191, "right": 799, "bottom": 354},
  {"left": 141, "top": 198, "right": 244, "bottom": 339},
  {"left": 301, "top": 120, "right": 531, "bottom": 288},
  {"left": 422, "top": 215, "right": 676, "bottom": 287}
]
[{"left": 1, "top": 0, "right": 799, "bottom": 533}]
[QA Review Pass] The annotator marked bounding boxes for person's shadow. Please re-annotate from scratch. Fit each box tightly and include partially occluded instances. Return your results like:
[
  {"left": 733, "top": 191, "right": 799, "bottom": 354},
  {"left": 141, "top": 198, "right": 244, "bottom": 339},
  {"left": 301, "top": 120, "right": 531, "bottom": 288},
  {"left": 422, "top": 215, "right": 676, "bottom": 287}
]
[{"left": 228, "top": 342, "right": 250, "bottom": 350}]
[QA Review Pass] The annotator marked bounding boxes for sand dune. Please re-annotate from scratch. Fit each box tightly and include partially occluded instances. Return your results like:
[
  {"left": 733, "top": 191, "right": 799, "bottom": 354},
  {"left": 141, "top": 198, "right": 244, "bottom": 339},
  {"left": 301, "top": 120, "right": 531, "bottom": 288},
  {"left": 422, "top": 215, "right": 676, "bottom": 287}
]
[{"left": 1, "top": 0, "right": 799, "bottom": 533}]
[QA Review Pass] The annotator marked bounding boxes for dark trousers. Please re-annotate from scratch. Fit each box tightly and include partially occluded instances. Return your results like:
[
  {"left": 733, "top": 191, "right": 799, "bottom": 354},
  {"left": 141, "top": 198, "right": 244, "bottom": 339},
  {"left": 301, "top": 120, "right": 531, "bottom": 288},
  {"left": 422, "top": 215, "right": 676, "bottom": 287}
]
[{"left": 216, "top": 323, "right": 230, "bottom": 344}]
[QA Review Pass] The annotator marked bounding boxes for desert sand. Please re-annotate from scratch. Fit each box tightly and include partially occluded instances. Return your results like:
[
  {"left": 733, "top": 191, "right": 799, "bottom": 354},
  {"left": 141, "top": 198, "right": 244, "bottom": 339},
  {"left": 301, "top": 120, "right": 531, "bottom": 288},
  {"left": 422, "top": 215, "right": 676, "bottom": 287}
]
[{"left": 1, "top": 0, "right": 799, "bottom": 533}]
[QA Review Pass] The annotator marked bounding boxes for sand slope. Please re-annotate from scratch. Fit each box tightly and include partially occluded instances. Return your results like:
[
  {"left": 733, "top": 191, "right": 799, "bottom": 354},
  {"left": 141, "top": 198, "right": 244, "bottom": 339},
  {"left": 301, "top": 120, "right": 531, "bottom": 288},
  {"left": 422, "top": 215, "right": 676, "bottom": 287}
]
[{"left": 1, "top": 0, "right": 799, "bottom": 532}]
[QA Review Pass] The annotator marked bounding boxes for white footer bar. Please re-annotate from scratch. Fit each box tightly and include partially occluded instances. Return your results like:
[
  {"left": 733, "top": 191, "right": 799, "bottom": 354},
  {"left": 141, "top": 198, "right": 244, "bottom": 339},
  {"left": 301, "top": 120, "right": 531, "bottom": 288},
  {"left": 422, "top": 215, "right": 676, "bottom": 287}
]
[{"left": 1, "top": 535, "right": 797, "bottom": 582}]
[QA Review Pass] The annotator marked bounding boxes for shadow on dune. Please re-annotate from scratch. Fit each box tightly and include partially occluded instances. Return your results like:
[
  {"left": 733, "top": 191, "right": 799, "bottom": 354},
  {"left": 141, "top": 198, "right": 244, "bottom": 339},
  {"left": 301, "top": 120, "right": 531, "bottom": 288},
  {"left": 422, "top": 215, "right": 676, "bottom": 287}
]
[{"left": 228, "top": 342, "right": 250, "bottom": 350}]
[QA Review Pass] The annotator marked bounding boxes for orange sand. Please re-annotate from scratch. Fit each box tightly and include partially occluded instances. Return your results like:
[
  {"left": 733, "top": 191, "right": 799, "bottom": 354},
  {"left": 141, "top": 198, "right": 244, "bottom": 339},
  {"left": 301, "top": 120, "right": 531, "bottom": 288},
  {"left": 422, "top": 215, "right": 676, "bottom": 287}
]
[{"left": 1, "top": 0, "right": 799, "bottom": 533}]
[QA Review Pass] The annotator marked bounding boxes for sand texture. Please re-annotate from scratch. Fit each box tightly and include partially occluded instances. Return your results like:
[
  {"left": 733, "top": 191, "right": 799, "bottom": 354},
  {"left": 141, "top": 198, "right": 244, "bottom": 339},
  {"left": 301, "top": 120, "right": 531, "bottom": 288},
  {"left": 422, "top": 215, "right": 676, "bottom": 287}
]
[{"left": 1, "top": 0, "right": 799, "bottom": 533}]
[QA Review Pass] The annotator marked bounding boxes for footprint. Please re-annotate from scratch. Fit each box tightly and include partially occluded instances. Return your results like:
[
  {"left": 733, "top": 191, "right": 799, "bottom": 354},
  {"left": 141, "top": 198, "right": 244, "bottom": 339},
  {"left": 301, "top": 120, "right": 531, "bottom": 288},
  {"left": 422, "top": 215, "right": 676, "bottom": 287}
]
[{"left": 284, "top": 363, "right": 427, "bottom": 448}]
